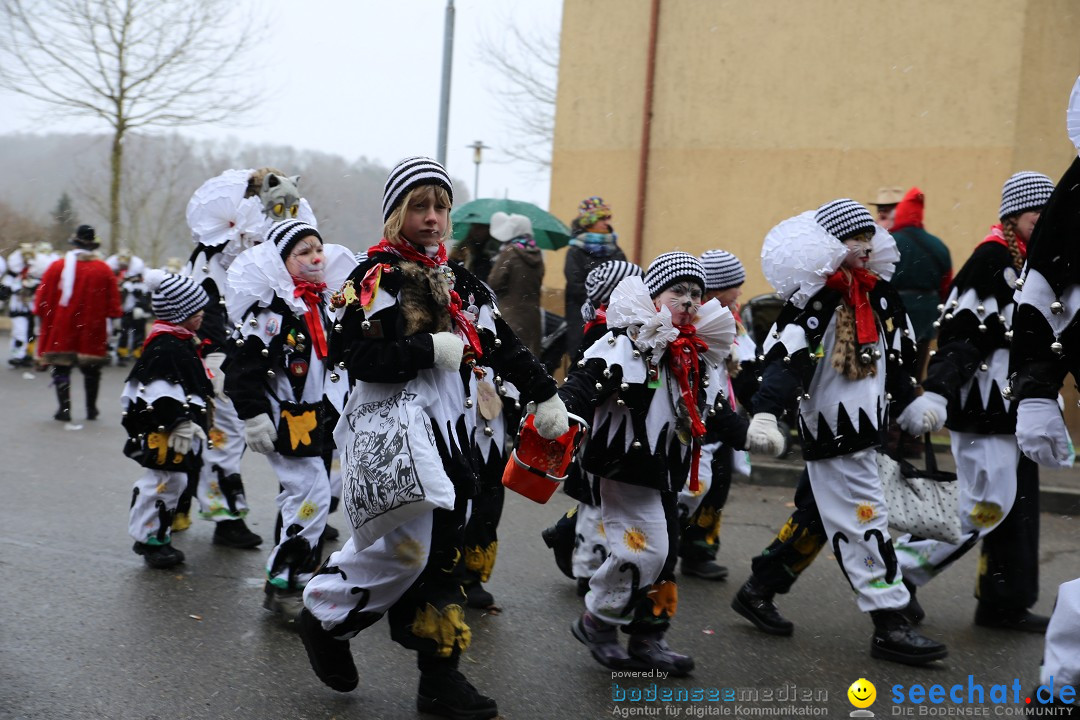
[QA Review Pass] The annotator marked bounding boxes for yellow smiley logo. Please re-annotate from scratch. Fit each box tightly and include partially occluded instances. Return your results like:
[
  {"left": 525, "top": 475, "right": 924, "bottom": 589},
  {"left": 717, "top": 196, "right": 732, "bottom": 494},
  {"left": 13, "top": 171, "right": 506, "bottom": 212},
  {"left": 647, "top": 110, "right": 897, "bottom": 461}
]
[{"left": 848, "top": 677, "right": 876, "bottom": 708}]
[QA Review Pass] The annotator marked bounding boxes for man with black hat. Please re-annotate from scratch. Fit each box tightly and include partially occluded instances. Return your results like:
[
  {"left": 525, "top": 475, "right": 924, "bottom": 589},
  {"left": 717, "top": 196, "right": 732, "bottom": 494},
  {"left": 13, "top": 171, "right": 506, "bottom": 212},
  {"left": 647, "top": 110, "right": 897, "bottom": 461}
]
[{"left": 34, "top": 225, "right": 122, "bottom": 421}]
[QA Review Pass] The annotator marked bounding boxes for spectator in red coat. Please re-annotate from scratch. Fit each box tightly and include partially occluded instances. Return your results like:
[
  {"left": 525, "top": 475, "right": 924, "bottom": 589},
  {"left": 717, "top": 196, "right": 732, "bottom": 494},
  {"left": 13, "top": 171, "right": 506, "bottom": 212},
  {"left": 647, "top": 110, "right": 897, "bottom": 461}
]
[{"left": 35, "top": 225, "right": 123, "bottom": 422}]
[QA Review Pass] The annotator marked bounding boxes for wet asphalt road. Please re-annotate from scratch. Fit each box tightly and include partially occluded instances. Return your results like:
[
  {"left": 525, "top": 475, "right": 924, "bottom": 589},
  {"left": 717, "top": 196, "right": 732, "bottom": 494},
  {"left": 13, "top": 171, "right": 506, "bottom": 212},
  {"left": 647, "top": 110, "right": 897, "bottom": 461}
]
[{"left": 3, "top": 364, "right": 1078, "bottom": 720}]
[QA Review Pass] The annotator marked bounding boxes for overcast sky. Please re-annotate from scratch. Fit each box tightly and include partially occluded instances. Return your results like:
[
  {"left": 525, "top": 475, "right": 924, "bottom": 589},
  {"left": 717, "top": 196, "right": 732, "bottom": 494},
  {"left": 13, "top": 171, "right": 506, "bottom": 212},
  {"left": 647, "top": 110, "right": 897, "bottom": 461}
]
[{"left": 0, "top": 0, "right": 562, "bottom": 208}]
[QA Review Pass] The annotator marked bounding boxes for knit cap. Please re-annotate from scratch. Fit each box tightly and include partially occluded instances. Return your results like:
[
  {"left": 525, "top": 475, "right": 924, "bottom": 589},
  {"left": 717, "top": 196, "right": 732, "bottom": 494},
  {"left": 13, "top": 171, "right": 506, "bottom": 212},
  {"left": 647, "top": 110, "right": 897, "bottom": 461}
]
[
  {"left": 382, "top": 156, "right": 453, "bottom": 222},
  {"left": 644, "top": 252, "right": 706, "bottom": 298},
  {"left": 700, "top": 249, "right": 745, "bottom": 291},
  {"left": 145, "top": 270, "right": 209, "bottom": 323},
  {"left": 585, "top": 260, "right": 644, "bottom": 306},
  {"left": 268, "top": 219, "right": 322, "bottom": 261},
  {"left": 814, "top": 199, "right": 877, "bottom": 241},
  {"left": 999, "top": 171, "right": 1054, "bottom": 220}
]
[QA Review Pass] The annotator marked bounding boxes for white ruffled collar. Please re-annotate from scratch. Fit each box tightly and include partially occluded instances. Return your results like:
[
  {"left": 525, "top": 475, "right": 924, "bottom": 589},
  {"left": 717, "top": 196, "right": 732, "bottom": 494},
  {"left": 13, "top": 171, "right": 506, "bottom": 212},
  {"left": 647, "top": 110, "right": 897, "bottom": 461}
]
[
  {"left": 761, "top": 210, "right": 900, "bottom": 309},
  {"left": 605, "top": 276, "right": 736, "bottom": 364},
  {"left": 225, "top": 241, "right": 357, "bottom": 323}
]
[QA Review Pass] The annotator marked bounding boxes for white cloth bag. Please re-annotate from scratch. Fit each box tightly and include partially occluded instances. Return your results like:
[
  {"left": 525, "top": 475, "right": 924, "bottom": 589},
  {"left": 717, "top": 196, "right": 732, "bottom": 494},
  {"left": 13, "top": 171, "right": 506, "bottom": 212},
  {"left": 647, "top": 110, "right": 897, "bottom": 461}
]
[
  {"left": 336, "top": 380, "right": 455, "bottom": 551},
  {"left": 878, "top": 451, "right": 962, "bottom": 544}
]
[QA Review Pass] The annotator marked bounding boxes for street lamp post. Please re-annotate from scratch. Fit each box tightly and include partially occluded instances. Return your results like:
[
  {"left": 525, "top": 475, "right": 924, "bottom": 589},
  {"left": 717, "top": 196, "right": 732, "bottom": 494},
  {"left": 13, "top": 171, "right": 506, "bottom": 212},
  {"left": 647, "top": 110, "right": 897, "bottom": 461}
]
[{"left": 468, "top": 140, "right": 490, "bottom": 199}]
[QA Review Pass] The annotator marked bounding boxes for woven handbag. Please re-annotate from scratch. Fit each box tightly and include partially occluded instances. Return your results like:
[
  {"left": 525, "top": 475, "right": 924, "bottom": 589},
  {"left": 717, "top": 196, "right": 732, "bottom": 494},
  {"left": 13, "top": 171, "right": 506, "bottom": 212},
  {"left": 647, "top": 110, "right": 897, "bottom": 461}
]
[{"left": 878, "top": 435, "right": 962, "bottom": 544}]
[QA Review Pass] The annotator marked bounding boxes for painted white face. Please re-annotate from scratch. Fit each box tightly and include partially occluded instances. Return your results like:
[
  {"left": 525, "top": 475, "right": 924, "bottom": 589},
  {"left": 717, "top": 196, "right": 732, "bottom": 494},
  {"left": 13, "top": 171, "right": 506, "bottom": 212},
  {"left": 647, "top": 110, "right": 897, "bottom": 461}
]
[
  {"left": 842, "top": 234, "right": 873, "bottom": 270},
  {"left": 654, "top": 280, "right": 703, "bottom": 326},
  {"left": 285, "top": 235, "right": 325, "bottom": 283}
]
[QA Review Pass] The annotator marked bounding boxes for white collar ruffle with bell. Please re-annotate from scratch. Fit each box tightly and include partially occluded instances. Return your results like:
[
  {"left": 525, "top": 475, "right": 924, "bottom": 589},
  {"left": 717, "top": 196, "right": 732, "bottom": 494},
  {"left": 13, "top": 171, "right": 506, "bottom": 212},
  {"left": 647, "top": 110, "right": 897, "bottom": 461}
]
[
  {"left": 760, "top": 210, "right": 900, "bottom": 309},
  {"left": 585, "top": 275, "right": 736, "bottom": 383},
  {"left": 225, "top": 240, "right": 357, "bottom": 324}
]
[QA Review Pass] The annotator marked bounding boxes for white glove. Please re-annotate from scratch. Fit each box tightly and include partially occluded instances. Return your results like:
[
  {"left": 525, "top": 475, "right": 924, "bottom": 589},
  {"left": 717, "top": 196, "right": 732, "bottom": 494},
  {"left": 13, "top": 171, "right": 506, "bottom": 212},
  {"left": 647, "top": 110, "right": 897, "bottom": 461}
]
[
  {"left": 244, "top": 413, "right": 278, "bottom": 454},
  {"left": 1016, "top": 398, "right": 1073, "bottom": 468},
  {"left": 746, "top": 413, "right": 785, "bottom": 457},
  {"left": 167, "top": 420, "right": 207, "bottom": 456},
  {"left": 132, "top": 307, "right": 149, "bottom": 320},
  {"left": 896, "top": 391, "right": 948, "bottom": 435},
  {"left": 534, "top": 394, "right": 569, "bottom": 439},
  {"left": 431, "top": 332, "right": 465, "bottom": 371},
  {"left": 204, "top": 352, "right": 227, "bottom": 397}
]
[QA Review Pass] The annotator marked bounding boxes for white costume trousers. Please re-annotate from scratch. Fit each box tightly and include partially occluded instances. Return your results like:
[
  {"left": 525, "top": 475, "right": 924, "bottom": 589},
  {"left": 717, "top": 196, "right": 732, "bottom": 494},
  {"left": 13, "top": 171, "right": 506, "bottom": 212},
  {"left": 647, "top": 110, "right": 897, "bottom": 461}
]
[
  {"left": 1041, "top": 578, "right": 1080, "bottom": 696},
  {"left": 896, "top": 432, "right": 1018, "bottom": 586},
  {"left": 571, "top": 502, "right": 608, "bottom": 580},
  {"left": 194, "top": 393, "right": 250, "bottom": 521},
  {"left": 807, "top": 448, "right": 909, "bottom": 612},
  {"left": 128, "top": 468, "right": 187, "bottom": 544},
  {"left": 265, "top": 452, "right": 329, "bottom": 585},
  {"left": 303, "top": 510, "right": 431, "bottom": 631},
  {"left": 9, "top": 315, "right": 30, "bottom": 359},
  {"left": 585, "top": 478, "right": 668, "bottom": 626}
]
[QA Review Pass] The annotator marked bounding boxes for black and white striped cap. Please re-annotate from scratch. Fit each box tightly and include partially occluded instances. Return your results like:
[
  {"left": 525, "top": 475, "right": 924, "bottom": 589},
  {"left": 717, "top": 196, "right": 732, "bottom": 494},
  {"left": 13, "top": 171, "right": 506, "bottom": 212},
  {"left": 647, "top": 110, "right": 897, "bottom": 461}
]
[
  {"left": 382, "top": 156, "right": 454, "bottom": 222},
  {"left": 644, "top": 251, "right": 706, "bottom": 299},
  {"left": 814, "top": 199, "right": 877, "bottom": 241},
  {"left": 268, "top": 219, "right": 322, "bottom": 260},
  {"left": 585, "top": 260, "right": 644, "bottom": 306},
  {"left": 150, "top": 272, "right": 209, "bottom": 324},
  {"left": 700, "top": 249, "right": 745, "bottom": 291},
  {"left": 999, "top": 171, "right": 1054, "bottom": 219}
]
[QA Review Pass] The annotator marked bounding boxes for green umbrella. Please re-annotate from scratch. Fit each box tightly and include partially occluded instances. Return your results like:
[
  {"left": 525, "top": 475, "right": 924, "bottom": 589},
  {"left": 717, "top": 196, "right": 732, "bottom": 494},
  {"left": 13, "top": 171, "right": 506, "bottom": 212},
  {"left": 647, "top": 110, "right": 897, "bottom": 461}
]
[{"left": 451, "top": 198, "right": 572, "bottom": 250}]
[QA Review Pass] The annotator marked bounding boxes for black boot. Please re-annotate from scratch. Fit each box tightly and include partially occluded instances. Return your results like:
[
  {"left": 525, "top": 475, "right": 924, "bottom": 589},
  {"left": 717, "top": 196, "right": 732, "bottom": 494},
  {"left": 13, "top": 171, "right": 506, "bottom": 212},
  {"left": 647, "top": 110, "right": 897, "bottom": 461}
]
[
  {"left": 297, "top": 608, "right": 358, "bottom": 692},
  {"left": 52, "top": 367, "right": 71, "bottom": 421},
  {"left": 213, "top": 518, "right": 263, "bottom": 549},
  {"left": 417, "top": 655, "right": 498, "bottom": 720},
  {"left": 464, "top": 582, "right": 496, "bottom": 610},
  {"left": 974, "top": 603, "right": 1050, "bottom": 634},
  {"left": 627, "top": 632, "right": 695, "bottom": 676},
  {"left": 84, "top": 366, "right": 101, "bottom": 420},
  {"left": 900, "top": 578, "right": 925, "bottom": 625},
  {"left": 870, "top": 609, "right": 948, "bottom": 665},
  {"left": 541, "top": 511, "right": 577, "bottom": 580},
  {"left": 133, "top": 541, "right": 185, "bottom": 569},
  {"left": 731, "top": 576, "right": 794, "bottom": 636},
  {"left": 681, "top": 557, "right": 729, "bottom": 581}
]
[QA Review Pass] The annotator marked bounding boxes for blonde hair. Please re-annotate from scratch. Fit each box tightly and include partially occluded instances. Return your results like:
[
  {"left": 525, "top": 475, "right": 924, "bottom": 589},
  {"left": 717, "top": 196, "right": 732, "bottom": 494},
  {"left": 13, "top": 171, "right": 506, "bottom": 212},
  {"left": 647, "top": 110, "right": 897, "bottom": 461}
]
[
  {"left": 382, "top": 185, "right": 453, "bottom": 245},
  {"left": 1000, "top": 216, "right": 1025, "bottom": 271}
]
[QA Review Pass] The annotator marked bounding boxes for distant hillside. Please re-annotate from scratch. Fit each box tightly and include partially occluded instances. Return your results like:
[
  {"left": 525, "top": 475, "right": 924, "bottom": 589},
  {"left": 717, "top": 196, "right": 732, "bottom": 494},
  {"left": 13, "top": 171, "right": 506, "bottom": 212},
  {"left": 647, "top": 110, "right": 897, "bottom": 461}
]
[{"left": 0, "top": 132, "right": 470, "bottom": 264}]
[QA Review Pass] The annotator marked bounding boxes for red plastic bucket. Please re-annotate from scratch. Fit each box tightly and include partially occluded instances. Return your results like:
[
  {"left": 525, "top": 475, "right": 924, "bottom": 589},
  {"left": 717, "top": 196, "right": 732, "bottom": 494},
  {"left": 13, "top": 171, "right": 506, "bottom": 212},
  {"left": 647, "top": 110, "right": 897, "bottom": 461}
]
[{"left": 502, "top": 412, "right": 588, "bottom": 504}]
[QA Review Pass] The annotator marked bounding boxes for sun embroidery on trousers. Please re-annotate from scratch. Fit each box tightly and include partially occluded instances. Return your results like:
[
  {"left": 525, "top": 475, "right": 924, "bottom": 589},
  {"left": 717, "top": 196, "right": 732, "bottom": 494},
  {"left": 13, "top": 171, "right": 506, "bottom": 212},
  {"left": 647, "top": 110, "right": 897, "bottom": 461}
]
[
  {"left": 209, "top": 427, "right": 226, "bottom": 447},
  {"left": 623, "top": 527, "right": 648, "bottom": 552},
  {"left": 855, "top": 503, "right": 877, "bottom": 524},
  {"left": 297, "top": 500, "right": 317, "bottom": 522},
  {"left": 969, "top": 502, "right": 1004, "bottom": 529}
]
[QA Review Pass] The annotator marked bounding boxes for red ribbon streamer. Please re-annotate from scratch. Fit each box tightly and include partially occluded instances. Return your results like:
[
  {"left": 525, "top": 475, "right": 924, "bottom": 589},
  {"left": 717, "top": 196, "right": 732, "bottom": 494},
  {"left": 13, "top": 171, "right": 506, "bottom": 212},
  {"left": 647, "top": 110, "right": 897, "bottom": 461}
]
[
  {"left": 366, "top": 238, "right": 483, "bottom": 360},
  {"left": 669, "top": 325, "right": 710, "bottom": 492},
  {"left": 293, "top": 280, "right": 329, "bottom": 359},
  {"left": 825, "top": 268, "right": 880, "bottom": 345}
]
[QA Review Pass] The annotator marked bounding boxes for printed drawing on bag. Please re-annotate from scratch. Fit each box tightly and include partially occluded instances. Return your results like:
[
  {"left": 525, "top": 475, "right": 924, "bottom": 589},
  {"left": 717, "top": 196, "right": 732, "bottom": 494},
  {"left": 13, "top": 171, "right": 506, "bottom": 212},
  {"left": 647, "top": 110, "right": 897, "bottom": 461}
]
[{"left": 342, "top": 391, "right": 429, "bottom": 529}]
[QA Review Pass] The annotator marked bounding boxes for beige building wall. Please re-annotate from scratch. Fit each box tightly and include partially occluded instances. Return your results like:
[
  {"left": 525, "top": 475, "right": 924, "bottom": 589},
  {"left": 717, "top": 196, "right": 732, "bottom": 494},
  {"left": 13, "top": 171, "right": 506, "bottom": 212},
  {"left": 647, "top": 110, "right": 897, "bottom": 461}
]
[{"left": 548, "top": 0, "right": 1080, "bottom": 305}]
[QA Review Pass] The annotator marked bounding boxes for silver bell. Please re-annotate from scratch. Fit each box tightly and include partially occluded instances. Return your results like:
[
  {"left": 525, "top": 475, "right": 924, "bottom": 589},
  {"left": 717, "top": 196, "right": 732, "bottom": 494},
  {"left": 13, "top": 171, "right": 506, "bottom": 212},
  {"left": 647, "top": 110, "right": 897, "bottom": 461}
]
[
  {"left": 261, "top": 348, "right": 269, "bottom": 357},
  {"left": 979, "top": 363, "right": 988, "bottom": 371},
  {"left": 266, "top": 370, "right": 275, "bottom": 379},
  {"left": 1051, "top": 301, "right": 1064, "bottom": 315},
  {"left": 361, "top": 320, "right": 371, "bottom": 331},
  {"left": 1051, "top": 341, "right": 1064, "bottom": 355},
  {"left": 483, "top": 426, "right": 494, "bottom": 437},
  {"left": 329, "top": 372, "right": 340, "bottom": 382},
  {"left": 494, "top": 338, "right": 502, "bottom": 348},
  {"left": 465, "top": 399, "right": 473, "bottom": 408},
  {"left": 977, "top": 324, "right": 987, "bottom": 333},
  {"left": 333, "top": 323, "right": 343, "bottom": 332},
  {"left": 859, "top": 352, "right": 872, "bottom": 364}
]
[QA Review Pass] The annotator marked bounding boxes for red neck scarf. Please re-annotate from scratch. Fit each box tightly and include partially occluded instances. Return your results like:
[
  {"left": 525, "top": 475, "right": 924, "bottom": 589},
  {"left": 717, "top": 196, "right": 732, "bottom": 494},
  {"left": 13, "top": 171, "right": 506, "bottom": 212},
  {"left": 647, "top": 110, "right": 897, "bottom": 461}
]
[
  {"left": 825, "top": 268, "right": 880, "bottom": 345},
  {"left": 366, "top": 238, "right": 483, "bottom": 358},
  {"left": 981, "top": 224, "right": 1027, "bottom": 259},
  {"left": 583, "top": 305, "right": 608, "bottom": 336},
  {"left": 669, "top": 325, "right": 710, "bottom": 492},
  {"left": 293, "top": 278, "right": 329, "bottom": 359}
]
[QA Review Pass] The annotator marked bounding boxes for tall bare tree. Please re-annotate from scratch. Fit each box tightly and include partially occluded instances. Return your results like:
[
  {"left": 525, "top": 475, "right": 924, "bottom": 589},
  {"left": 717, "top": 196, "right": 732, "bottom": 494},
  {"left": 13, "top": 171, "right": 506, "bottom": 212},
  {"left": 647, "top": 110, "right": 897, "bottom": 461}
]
[
  {"left": 476, "top": 21, "right": 559, "bottom": 171},
  {"left": 0, "top": 0, "right": 262, "bottom": 253}
]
